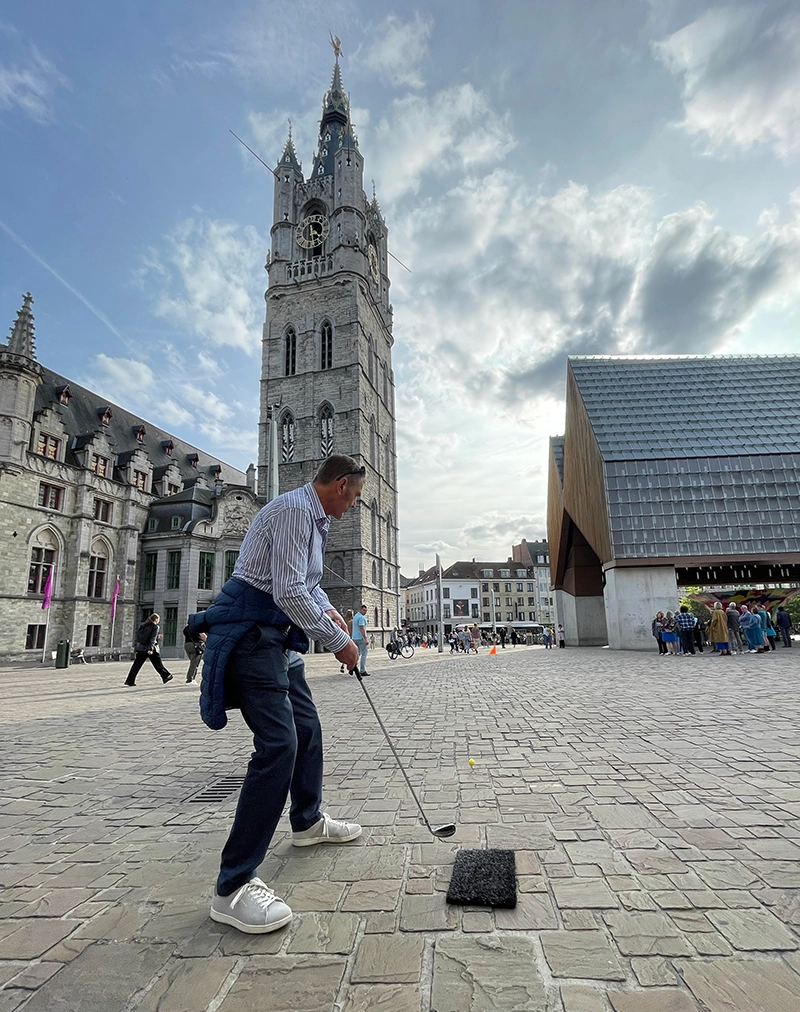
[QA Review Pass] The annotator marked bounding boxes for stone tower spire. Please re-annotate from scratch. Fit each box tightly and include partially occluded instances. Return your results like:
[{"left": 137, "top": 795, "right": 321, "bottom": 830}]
[
  {"left": 7, "top": 292, "right": 37, "bottom": 360},
  {"left": 0, "top": 292, "right": 43, "bottom": 470},
  {"left": 279, "top": 120, "right": 302, "bottom": 172}
]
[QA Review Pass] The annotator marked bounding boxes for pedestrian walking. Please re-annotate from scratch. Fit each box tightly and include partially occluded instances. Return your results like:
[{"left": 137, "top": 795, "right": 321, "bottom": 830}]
[
  {"left": 470, "top": 624, "right": 481, "bottom": 653},
  {"left": 709, "top": 602, "right": 731, "bottom": 656},
  {"left": 726, "top": 603, "right": 745, "bottom": 654},
  {"left": 187, "top": 454, "right": 364, "bottom": 935},
  {"left": 498, "top": 626, "right": 507, "bottom": 649},
  {"left": 352, "top": 604, "right": 370, "bottom": 676},
  {"left": 776, "top": 606, "right": 793, "bottom": 647},
  {"left": 183, "top": 623, "right": 207, "bottom": 683},
  {"left": 675, "top": 606, "right": 697, "bottom": 655},
  {"left": 557, "top": 625, "right": 566, "bottom": 648},
  {"left": 510, "top": 627, "right": 518, "bottom": 647},
  {"left": 124, "top": 614, "right": 174, "bottom": 686},
  {"left": 544, "top": 627, "right": 553, "bottom": 649}
]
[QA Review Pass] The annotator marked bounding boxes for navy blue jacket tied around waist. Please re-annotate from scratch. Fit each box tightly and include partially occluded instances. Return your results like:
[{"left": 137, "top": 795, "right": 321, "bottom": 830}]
[{"left": 187, "top": 576, "right": 309, "bottom": 730}]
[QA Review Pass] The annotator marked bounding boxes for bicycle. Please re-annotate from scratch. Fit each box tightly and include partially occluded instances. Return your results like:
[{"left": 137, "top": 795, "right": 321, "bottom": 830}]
[{"left": 386, "top": 641, "right": 414, "bottom": 660}]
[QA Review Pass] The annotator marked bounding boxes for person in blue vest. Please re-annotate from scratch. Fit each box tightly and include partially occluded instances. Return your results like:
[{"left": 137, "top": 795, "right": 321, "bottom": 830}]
[{"left": 188, "top": 454, "right": 364, "bottom": 935}]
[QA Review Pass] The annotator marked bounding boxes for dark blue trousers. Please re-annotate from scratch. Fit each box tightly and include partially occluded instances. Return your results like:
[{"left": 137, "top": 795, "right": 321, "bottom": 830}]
[{"left": 216, "top": 623, "right": 323, "bottom": 896}]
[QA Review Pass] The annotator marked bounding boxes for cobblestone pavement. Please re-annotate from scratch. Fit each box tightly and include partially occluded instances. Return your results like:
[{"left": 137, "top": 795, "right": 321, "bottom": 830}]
[{"left": 2, "top": 644, "right": 800, "bottom": 1011}]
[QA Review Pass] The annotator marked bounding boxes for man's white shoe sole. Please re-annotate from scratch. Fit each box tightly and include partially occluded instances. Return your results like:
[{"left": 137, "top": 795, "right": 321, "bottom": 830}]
[
  {"left": 209, "top": 907, "right": 292, "bottom": 933},
  {"left": 292, "top": 827, "right": 362, "bottom": 847}
]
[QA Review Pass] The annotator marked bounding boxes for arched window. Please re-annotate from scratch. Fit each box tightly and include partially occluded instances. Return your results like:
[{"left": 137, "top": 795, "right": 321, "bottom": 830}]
[
  {"left": 374, "top": 607, "right": 379, "bottom": 627},
  {"left": 87, "top": 538, "right": 110, "bottom": 599},
  {"left": 372, "top": 561, "right": 377, "bottom": 585},
  {"left": 386, "top": 609, "right": 390, "bottom": 628},
  {"left": 386, "top": 514, "right": 392, "bottom": 561},
  {"left": 382, "top": 363, "right": 388, "bottom": 403},
  {"left": 280, "top": 410, "right": 295, "bottom": 463},
  {"left": 369, "top": 416, "right": 376, "bottom": 467},
  {"left": 320, "top": 404, "right": 334, "bottom": 457},
  {"left": 367, "top": 337, "right": 374, "bottom": 383},
  {"left": 330, "top": 556, "right": 345, "bottom": 580},
  {"left": 284, "top": 327, "right": 296, "bottom": 376},
  {"left": 385, "top": 439, "right": 392, "bottom": 484},
  {"left": 370, "top": 500, "right": 378, "bottom": 553},
  {"left": 320, "top": 320, "right": 333, "bottom": 370},
  {"left": 28, "top": 527, "right": 58, "bottom": 595}
]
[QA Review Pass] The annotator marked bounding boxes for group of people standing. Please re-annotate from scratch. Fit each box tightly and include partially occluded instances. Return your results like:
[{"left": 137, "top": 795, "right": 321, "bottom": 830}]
[{"left": 652, "top": 603, "right": 793, "bottom": 656}]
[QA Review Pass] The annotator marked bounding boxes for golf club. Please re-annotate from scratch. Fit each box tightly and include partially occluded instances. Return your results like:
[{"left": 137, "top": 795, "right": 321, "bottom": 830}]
[{"left": 350, "top": 668, "right": 456, "bottom": 840}]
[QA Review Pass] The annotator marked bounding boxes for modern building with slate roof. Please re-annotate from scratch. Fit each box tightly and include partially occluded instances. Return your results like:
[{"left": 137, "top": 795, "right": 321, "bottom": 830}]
[
  {"left": 548, "top": 355, "right": 800, "bottom": 649},
  {"left": 0, "top": 293, "right": 259, "bottom": 663}
]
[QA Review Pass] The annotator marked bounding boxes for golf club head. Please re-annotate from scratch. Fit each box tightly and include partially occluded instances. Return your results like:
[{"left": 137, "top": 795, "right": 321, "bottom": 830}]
[{"left": 432, "top": 824, "right": 457, "bottom": 839}]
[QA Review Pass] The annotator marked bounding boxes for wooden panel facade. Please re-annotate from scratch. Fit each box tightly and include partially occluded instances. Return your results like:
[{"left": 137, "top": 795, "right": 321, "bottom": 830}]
[{"left": 561, "top": 365, "right": 612, "bottom": 565}]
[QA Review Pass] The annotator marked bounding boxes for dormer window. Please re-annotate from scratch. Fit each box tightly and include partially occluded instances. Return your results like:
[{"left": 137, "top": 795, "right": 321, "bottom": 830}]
[
  {"left": 135, "top": 425, "right": 146, "bottom": 443},
  {"left": 170, "top": 515, "right": 181, "bottom": 530},
  {"left": 90, "top": 454, "right": 109, "bottom": 477},
  {"left": 210, "top": 465, "right": 222, "bottom": 479},
  {"left": 57, "top": 385, "right": 71, "bottom": 406},
  {"left": 167, "top": 483, "right": 179, "bottom": 496},
  {"left": 99, "top": 407, "right": 112, "bottom": 426},
  {"left": 162, "top": 440, "right": 174, "bottom": 456},
  {"left": 132, "top": 469, "right": 148, "bottom": 492},
  {"left": 188, "top": 454, "right": 199, "bottom": 469}
]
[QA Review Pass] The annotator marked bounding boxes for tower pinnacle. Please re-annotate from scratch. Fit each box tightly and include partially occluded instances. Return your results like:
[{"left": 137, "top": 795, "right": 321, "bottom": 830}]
[
  {"left": 7, "top": 293, "right": 36, "bottom": 360},
  {"left": 280, "top": 118, "right": 301, "bottom": 171},
  {"left": 312, "top": 49, "right": 359, "bottom": 177}
]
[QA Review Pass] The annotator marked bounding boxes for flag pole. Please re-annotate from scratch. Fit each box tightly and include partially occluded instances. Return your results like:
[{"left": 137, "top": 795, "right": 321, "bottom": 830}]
[
  {"left": 110, "top": 574, "right": 120, "bottom": 652},
  {"left": 40, "top": 564, "right": 54, "bottom": 665}
]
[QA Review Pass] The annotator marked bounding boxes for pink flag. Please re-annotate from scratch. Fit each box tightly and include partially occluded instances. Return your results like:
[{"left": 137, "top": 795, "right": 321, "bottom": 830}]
[
  {"left": 41, "top": 566, "right": 53, "bottom": 610},
  {"left": 110, "top": 576, "right": 120, "bottom": 619}
]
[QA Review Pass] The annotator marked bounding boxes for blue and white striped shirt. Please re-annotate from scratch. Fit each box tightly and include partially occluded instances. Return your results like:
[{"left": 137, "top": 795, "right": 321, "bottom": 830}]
[{"left": 233, "top": 483, "right": 350, "bottom": 653}]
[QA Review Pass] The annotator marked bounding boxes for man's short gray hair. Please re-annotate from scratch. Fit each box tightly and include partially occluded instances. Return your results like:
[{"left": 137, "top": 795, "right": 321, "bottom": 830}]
[{"left": 314, "top": 454, "right": 366, "bottom": 486}]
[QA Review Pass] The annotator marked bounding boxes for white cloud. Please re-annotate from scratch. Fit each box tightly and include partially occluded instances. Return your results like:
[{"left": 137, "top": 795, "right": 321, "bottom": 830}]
[
  {"left": 145, "top": 218, "right": 266, "bottom": 354},
  {"left": 359, "top": 12, "right": 433, "bottom": 89},
  {"left": 0, "top": 41, "right": 69, "bottom": 124},
  {"left": 367, "top": 84, "right": 517, "bottom": 201},
  {"left": 654, "top": 5, "right": 800, "bottom": 158}
]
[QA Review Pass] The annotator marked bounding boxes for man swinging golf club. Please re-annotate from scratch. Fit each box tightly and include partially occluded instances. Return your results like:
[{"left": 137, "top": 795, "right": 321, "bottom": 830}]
[{"left": 188, "top": 454, "right": 365, "bottom": 934}]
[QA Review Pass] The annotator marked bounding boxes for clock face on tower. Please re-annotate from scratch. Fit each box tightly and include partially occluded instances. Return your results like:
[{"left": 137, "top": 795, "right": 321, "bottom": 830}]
[
  {"left": 296, "top": 214, "right": 330, "bottom": 249},
  {"left": 367, "top": 241, "right": 380, "bottom": 283}
]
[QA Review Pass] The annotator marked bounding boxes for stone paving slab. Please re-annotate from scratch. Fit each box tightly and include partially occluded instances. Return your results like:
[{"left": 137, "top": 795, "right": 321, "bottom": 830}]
[{"left": 2, "top": 647, "right": 800, "bottom": 1010}]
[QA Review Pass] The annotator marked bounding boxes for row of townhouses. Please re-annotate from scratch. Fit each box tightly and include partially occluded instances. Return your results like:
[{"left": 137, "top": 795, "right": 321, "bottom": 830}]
[{"left": 403, "top": 540, "right": 554, "bottom": 637}]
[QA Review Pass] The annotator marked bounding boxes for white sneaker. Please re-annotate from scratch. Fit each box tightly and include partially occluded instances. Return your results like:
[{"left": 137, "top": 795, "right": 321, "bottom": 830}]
[
  {"left": 292, "top": 812, "right": 362, "bottom": 847},
  {"left": 210, "top": 877, "right": 292, "bottom": 934}
]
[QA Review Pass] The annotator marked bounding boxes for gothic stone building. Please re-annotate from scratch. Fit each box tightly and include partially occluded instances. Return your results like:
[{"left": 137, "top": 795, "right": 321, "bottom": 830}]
[
  {"left": 258, "top": 57, "right": 400, "bottom": 634},
  {"left": 0, "top": 294, "right": 259, "bottom": 663}
]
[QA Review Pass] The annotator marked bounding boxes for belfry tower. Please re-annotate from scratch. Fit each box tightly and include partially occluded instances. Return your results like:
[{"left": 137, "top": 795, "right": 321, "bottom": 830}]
[{"left": 257, "top": 52, "right": 400, "bottom": 632}]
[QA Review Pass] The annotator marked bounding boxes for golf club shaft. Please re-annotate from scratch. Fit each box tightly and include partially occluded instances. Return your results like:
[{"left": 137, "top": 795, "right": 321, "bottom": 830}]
[{"left": 351, "top": 670, "right": 433, "bottom": 833}]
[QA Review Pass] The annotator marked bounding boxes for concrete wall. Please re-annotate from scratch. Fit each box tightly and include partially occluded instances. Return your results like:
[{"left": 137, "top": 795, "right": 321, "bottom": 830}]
[
  {"left": 603, "top": 565, "right": 678, "bottom": 650},
  {"left": 555, "top": 589, "right": 608, "bottom": 646}
]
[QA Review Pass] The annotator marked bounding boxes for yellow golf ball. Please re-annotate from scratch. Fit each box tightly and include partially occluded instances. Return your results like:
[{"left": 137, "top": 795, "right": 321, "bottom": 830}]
[{"left": 468, "top": 758, "right": 475, "bottom": 766}]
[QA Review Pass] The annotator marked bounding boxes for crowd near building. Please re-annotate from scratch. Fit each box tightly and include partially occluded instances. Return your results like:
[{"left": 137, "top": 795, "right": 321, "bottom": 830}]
[
  {"left": 548, "top": 355, "right": 800, "bottom": 649},
  {"left": 404, "top": 540, "right": 554, "bottom": 638}
]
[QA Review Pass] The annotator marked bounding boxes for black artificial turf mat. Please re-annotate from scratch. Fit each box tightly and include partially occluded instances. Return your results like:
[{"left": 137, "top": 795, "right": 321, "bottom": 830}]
[{"left": 445, "top": 848, "right": 517, "bottom": 908}]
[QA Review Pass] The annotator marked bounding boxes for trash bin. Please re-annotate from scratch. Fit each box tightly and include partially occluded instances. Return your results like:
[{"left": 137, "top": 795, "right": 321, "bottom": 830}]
[{"left": 55, "top": 639, "right": 71, "bottom": 668}]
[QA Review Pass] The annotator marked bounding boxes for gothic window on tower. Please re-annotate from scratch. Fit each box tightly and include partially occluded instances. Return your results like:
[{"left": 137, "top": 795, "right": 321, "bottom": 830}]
[
  {"left": 386, "top": 514, "right": 392, "bottom": 561},
  {"left": 319, "top": 404, "right": 334, "bottom": 457},
  {"left": 367, "top": 337, "right": 374, "bottom": 383},
  {"left": 320, "top": 320, "right": 333, "bottom": 370},
  {"left": 369, "top": 416, "right": 376, "bottom": 467},
  {"left": 280, "top": 411, "right": 295, "bottom": 463},
  {"left": 372, "top": 561, "right": 377, "bottom": 585},
  {"left": 284, "top": 327, "right": 297, "bottom": 376},
  {"left": 370, "top": 500, "right": 378, "bottom": 553}
]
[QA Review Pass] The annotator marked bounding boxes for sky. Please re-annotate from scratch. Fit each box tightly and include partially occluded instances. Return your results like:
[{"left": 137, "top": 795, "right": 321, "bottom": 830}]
[{"left": 1, "top": 1, "right": 799, "bottom": 576}]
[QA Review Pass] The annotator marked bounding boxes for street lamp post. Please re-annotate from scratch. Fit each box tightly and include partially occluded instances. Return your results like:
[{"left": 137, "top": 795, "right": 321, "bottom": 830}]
[{"left": 436, "top": 553, "right": 444, "bottom": 653}]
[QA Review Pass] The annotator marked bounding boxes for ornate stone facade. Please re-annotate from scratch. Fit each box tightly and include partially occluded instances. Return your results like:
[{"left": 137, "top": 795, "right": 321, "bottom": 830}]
[{"left": 0, "top": 294, "right": 257, "bottom": 662}]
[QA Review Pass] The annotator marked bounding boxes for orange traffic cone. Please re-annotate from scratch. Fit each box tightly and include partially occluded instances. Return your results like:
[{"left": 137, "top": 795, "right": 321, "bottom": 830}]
[{"left": 489, "top": 645, "right": 497, "bottom": 655}]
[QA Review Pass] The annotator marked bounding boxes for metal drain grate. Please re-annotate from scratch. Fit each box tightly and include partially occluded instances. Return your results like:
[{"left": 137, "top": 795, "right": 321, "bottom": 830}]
[{"left": 188, "top": 776, "right": 245, "bottom": 803}]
